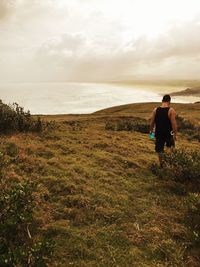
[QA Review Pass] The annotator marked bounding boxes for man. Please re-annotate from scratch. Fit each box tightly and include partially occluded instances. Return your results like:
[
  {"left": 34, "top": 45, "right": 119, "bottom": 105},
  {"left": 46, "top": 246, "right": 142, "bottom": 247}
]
[{"left": 150, "top": 94, "right": 177, "bottom": 167}]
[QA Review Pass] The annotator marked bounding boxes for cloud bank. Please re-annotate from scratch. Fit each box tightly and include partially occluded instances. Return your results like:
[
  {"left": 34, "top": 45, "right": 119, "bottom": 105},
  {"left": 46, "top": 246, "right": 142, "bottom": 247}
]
[
  {"left": 0, "top": 0, "right": 15, "bottom": 19},
  {"left": 1, "top": 0, "right": 200, "bottom": 82}
]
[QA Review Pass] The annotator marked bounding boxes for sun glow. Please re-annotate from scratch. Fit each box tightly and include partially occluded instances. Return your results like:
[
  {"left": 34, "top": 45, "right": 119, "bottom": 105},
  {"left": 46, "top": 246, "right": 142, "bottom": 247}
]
[{"left": 55, "top": 0, "right": 200, "bottom": 40}]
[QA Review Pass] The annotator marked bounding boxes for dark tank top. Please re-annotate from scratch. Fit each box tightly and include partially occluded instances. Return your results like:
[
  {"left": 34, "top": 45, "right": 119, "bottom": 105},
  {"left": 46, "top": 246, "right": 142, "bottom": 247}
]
[{"left": 155, "top": 107, "right": 172, "bottom": 138}]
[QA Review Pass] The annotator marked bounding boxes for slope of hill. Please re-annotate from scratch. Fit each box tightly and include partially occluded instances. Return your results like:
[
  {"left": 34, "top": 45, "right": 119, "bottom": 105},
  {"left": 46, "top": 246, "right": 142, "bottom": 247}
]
[
  {"left": 1, "top": 102, "right": 200, "bottom": 266},
  {"left": 171, "top": 87, "right": 200, "bottom": 97},
  {"left": 94, "top": 102, "right": 200, "bottom": 124}
]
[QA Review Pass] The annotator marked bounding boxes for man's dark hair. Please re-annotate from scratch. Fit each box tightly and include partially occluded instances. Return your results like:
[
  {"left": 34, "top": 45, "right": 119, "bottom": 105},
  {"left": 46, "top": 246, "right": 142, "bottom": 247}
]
[{"left": 162, "top": 94, "right": 171, "bottom": 102}]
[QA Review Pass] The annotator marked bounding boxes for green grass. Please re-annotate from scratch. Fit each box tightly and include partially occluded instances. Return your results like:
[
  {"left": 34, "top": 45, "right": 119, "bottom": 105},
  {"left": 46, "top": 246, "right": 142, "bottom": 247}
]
[
  {"left": 1, "top": 102, "right": 200, "bottom": 266},
  {"left": 94, "top": 102, "right": 200, "bottom": 123}
]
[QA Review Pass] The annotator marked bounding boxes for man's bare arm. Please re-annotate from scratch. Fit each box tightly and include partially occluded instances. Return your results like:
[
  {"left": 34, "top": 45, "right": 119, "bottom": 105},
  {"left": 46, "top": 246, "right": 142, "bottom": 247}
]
[
  {"left": 169, "top": 108, "right": 177, "bottom": 139},
  {"left": 150, "top": 108, "right": 156, "bottom": 132}
]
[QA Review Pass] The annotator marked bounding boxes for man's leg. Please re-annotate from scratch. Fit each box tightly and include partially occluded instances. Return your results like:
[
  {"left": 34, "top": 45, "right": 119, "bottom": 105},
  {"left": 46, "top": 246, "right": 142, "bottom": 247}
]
[
  {"left": 158, "top": 152, "right": 164, "bottom": 167},
  {"left": 155, "top": 138, "right": 165, "bottom": 167},
  {"left": 166, "top": 136, "right": 175, "bottom": 152}
]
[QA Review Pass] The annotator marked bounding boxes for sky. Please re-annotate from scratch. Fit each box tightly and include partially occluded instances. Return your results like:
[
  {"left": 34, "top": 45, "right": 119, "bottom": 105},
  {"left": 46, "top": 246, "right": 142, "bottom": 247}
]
[{"left": 1, "top": 0, "right": 200, "bottom": 82}]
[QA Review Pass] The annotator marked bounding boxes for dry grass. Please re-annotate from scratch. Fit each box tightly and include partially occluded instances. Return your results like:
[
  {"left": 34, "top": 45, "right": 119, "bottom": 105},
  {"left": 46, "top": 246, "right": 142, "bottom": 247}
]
[
  {"left": 1, "top": 102, "right": 200, "bottom": 266},
  {"left": 94, "top": 102, "right": 200, "bottom": 124}
]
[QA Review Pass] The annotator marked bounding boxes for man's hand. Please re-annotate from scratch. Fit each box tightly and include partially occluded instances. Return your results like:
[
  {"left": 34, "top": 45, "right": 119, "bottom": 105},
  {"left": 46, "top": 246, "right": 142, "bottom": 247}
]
[{"left": 169, "top": 108, "right": 178, "bottom": 140}]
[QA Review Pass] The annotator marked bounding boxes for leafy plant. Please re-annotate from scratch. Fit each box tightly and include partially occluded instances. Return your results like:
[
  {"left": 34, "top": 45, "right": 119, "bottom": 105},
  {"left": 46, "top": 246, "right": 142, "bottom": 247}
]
[
  {"left": 186, "top": 193, "right": 200, "bottom": 245},
  {"left": 105, "top": 117, "right": 149, "bottom": 133},
  {"left": 176, "top": 115, "right": 196, "bottom": 131},
  {"left": 176, "top": 115, "right": 200, "bottom": 142},
  {"left": 153, "top": 149, "right": 200, "bottom": 182},
  {"left": 5, "top": 142, "right": 19, "bottom": 157},
  {"left": 0, "top": 100, "right": 43, "bottom": 134},
  {"left": 0, "top": 152, "right": 54, "bottom": 266}
]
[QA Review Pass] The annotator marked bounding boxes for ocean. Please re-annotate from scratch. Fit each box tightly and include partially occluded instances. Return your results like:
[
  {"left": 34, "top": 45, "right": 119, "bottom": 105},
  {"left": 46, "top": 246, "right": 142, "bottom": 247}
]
[{"left": 0, "top": 82, "right": 199, "bottom": 114}]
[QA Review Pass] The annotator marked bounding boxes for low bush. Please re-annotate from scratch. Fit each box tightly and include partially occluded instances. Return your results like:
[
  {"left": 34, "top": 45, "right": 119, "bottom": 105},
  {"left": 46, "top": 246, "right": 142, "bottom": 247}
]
[
  {"left": 154, "top": 149, "right": 200, "bottom": 182},
  {"left": 105, "top": 121, "right": 116, "bottom": 131},
  {"left": 176, "top": 115, "right": 200, "bottom": 142},
  {"left": 0, "top": 153, "right": 54, "bottom": 266},
  {"left": 105, "top": 117, "right": 149, "bottom": 133},
  {"left": 5, "top": 142, "right": 19, "bottom": 157},
  {"left": 0, "top": 152, "right": 8, "bottom": 169},
  {"left": 152, "top": 149, "right": 200, "bottom": 259},
  {"left": 0, "top": 180, "right": 54, "bottom": 266},
  {"left": 176, "top": 115, "right": 196, "bottom": 131},
  {"left": 189, "top": 132, "right": 200, "bottom": 142},
  {"left": 0, "top": 100, "right": 43, "bottom": 134},
  {"left": 186, "top": 193, "right": 200, "bottom": 245}
]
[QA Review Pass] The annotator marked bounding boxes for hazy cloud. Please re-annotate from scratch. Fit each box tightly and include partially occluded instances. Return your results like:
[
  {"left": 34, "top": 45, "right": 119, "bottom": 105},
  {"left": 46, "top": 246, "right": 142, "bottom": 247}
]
[
  {"left": 32, "top": 18, "right": 200, "bottom": 81},
  {"left": 0, "top": 0, "right": 16, "bottom": 19},
  {"left": 1, "top": 0, "right": 200, "bottom": 82}
]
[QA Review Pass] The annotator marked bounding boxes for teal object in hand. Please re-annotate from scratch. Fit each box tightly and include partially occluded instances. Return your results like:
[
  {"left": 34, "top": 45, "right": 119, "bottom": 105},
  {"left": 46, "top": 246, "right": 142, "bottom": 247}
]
[{"left": 150, "top": 132, "right": 155, "bottom": 139}]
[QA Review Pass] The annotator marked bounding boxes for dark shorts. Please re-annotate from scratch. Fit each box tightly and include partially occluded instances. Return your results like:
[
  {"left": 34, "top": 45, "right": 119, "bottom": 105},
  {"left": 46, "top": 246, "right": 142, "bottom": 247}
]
[{"left": 155, "top": 136, "right": 175, "bottom": 153}]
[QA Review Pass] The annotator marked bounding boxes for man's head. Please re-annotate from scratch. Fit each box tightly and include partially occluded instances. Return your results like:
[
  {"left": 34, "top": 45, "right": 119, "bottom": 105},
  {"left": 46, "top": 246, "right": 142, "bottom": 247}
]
[{"left": 162, "top": 94, "right": 171, "bottom": 103}]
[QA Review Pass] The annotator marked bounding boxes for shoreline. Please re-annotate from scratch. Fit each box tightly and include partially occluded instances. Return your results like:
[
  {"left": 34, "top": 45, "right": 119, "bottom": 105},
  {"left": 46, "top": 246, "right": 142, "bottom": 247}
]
[
  {"left": 33, "top": 101, "right": 200, "bottom": 117},
  {"left": 1, "top": 82, "right": 200, "bottom": 115}
]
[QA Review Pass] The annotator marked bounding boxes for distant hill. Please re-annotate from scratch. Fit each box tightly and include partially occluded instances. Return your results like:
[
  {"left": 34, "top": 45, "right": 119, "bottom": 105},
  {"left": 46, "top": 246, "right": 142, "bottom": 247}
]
[{"left": 171, "top": 87, "right": 200, "bottom": 96}]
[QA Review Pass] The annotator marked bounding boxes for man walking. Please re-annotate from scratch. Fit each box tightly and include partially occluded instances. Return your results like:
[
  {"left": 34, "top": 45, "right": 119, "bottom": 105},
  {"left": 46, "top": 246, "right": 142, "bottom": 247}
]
[{"left": 150, "top": 94, "right": 177, "bottom": 167}]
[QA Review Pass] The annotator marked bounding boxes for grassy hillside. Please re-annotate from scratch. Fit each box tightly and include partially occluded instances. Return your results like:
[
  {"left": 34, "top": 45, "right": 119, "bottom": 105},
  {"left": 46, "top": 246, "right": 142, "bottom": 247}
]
[
  {"left": 1, "top": 102, "right": 200, "bottom": 266},
  {"left": 94, "top": 102, "right": 200, "bottom": 124}
]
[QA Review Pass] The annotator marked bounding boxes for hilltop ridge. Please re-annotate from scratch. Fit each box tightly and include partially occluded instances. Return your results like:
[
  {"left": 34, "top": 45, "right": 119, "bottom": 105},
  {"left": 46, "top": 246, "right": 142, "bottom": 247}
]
[{"left": 93, "top": 102, "right": 200, "bottom": 124}]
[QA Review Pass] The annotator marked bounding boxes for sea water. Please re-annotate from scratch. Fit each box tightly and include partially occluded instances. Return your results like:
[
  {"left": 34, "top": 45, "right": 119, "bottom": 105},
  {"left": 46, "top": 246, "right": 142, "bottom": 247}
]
[{"left": 0, "top": 82, "right": 199, "bottom": 114}]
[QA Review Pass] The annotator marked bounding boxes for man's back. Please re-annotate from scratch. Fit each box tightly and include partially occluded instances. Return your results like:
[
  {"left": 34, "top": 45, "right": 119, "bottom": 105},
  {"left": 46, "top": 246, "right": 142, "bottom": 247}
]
[{"left": 155, "top": 107, "right": 172, "bottom": 138}]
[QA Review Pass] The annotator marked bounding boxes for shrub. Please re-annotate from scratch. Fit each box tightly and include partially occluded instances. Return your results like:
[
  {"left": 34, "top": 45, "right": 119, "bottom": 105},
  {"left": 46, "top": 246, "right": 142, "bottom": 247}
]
[
  {"left": 0, "top": 152, "right": 54, "bottom": 266},
  {"left": 0, "top": 152, "right": 8, "bottom": 170},
  {"left": 186, "top": 193, "right": 200, "bottom": 245},
  {"left": 176, "top": 115, "right": 196, "bottom": 131},
  {"left": 154, "top": 149, "right": 200, "bottom": 182},
  {"left": 0, "top": 100, "right": 43, "bottom": 134},
  {"left": 176, "top": 115, "right": 200, "bottom": 142},
  {"left": 105, "top": 118, "right": 149, "bottom": 133},
  {"left": 134, "top": 121, "right": 149, "bottom": 133},
  {"left": 152, "top": 149, "right": 200, "bottom": 258},
  {"left": 0, "top": 179, "right": 54, "bottom": 267},
  {"left": 190, "top": 132, "right": 200, "bottom": 142},
  {"left": 44, "top": 121, "right": 57, "bottom": 132},
  {"left": 105, "top": 121, "right": 116, "bottom": 131},
  {"left": 5, "top": 143, "right": 19, "bottom": 157},
  {"left": 32, "top": 117, "right": 43, "bottom": 133}
]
